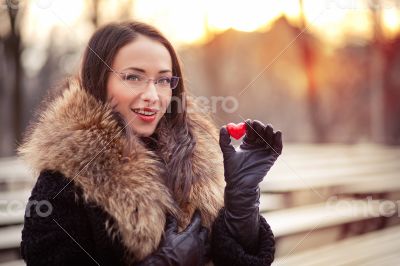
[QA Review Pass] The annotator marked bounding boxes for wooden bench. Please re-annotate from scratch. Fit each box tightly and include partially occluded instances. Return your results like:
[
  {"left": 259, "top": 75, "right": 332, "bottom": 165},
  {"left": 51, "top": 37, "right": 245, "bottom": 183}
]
[
  {"left": 0, "top": 189, "right": 30, "bottom": 226},
  {"left": 0, "top": 225, "right": 23, "bottom": 264},
  {"left": 0, "top": 159, "right": 32, "bottom": 264},
  {"left": 261, "top": 157, "right": 400, "bottom": 193},
  {"left": 259, "top": 144, "right": 400, "bottom": 256},
  {"left": 0, "top": 191, "right": 26, "bottom": 264},
  {"left": 262, "top": 198, "right": 384, "bottom": 237},
  {"left": 0, "top": 225, "right": 23, "bottom": 250},
  {"left": 261, "top": 197, "right": 399, "bottom": 256},
  {"left": 1, "top": 144, "right": 399, "bottom": 264},
  {"left": 0, "top": 260, "right": 25, "bottom": 266},
  {"left": 0, "top": 157, "right": 33, "bottom": 192},
  {"left": 258, "top": 144, "right": 400, "bottom": 211},
  {"left": 273, "top": 224, "right": 400, "bottom": 265}
]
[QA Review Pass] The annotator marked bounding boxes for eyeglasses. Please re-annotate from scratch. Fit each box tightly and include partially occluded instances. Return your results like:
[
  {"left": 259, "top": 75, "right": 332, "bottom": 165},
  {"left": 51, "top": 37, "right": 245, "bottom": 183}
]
[{"left": 113, "top": 71, "right": 180, "bottom": 90}]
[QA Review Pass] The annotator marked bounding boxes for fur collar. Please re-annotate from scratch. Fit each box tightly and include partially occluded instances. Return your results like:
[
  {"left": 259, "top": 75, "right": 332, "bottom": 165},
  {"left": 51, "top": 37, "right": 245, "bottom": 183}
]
[{"left": 18, "top": 79, "right": 225, "bottom": 263}]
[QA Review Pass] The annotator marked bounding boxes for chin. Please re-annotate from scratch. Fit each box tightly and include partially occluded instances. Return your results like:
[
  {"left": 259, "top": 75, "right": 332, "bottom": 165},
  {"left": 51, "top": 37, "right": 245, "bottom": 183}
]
[
  {"left": 131, "top": 125, "right": 156, "bottom": 137},
  {"left": 138, "top": 131, "right": 154, "bottom": 137}
]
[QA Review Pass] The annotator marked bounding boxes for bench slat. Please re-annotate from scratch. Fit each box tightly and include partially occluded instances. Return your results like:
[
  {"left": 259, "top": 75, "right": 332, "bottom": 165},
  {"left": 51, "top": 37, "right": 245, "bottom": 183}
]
[
  {"left": 0, "top": 225, "right": 22, "bottom": 250},
  {"left": 262, "top": 199, "right": 385, "bottom": 237},
  {"left": 273, "top": 225, "right": 400, "bottom": 265}
]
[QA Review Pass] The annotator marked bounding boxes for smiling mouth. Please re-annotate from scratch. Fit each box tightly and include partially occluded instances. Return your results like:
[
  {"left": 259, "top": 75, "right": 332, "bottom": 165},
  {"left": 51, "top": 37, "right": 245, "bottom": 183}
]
[{"left": 131, "top": 108, "right": 158, "bottom": 116}]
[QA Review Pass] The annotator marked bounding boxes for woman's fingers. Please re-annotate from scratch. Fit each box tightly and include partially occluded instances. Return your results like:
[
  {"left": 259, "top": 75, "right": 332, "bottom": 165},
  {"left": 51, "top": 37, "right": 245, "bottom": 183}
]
[
  {"left": 219, "top": 126, "right": 236, "bottom": 155},
  {"left": 245, "top": 120, "right": 265, "bottom": 145},
  {"left": 252, "top": 120, "right": 265, "bottom": 137},
  {"left": 242, "top": 119, "right": 283, "bottom": 155},
  {"left": 244, "top": 119, "right": 257, "bottom": 142},
  {"left": 251, "top": 120, "right": 276, "bottom": 149},
  {"left": 184, "top": 210, "right": 202, "bottom": 234},
  {"left": 264, "top": 124, "right": 274, "bottom": 144},
  {"left": 273, "top": 131, "right": 283, "bottom": 154}
]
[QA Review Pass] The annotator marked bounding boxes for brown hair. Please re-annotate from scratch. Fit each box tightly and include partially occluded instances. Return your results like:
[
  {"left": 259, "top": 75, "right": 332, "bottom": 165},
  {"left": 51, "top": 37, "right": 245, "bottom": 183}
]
[{"left": 80, "top": 21, "right": 196, "bottom": 206}]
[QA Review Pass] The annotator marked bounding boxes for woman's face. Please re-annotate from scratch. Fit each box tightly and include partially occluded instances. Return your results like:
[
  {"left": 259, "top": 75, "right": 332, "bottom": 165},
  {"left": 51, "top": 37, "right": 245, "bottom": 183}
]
[{"left": 106, "top": 34, "right": 173, "bottom": 137}]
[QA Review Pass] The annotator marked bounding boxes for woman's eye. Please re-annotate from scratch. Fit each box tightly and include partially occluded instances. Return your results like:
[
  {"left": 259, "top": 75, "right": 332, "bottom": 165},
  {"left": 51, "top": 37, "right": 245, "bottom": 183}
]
[
  {"left": 125, "top": 74, "right": 141, "bottom": 81},
  {"left": 158, "top": 77, "right": 171, "bottom": 85}
]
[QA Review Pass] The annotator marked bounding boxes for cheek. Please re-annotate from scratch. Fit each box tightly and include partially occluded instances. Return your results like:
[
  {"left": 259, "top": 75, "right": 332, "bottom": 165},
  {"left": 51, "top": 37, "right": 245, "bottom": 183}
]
[
  {"left": 159, "top": 91, "right": 172, "bottom": 112},
  {"left": 106, "top": 78, "right": 119, "bottom": 103},
  {"left": 107, "top": 80, "right": 135, "bottom": 109}
]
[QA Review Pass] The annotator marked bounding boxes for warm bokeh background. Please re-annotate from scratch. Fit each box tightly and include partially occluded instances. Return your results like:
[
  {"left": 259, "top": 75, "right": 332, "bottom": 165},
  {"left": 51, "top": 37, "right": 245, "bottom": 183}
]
[
  {"left": 1, "top": 0, "right": 400, "bottom": 265},
  {"left": 1, "top": 0, "right": 400, "bottom": 154}
]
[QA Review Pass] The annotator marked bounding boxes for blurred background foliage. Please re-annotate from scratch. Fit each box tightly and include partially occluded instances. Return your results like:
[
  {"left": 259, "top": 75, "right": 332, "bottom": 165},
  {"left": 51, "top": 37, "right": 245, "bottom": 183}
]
[{"left": 1, "top": 0, "right": 400, "bottom": 157}]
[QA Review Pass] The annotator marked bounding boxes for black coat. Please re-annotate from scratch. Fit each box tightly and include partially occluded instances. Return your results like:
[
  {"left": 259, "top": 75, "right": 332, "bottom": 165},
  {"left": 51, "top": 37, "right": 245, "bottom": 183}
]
[
  {"left": 19, "top": 79, "right": 275, "bottom": 265},
  {"left": 21, "top": 170, "right": 275, "bottom": 265}
]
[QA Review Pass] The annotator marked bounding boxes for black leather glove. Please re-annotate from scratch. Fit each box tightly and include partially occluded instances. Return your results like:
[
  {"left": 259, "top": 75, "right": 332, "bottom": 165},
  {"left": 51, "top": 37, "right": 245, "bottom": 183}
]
[
  {"left": 136, "top": 210, "right": 210, "bottom": 266},
  {"left": 219, "top": 119, "right": 282, "bottom": 251}
]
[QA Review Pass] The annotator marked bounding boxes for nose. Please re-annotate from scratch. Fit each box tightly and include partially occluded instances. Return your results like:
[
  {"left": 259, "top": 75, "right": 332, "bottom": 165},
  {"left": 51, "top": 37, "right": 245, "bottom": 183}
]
[{"left": 140, "top": 81, "right": 159, "bottom": 104}]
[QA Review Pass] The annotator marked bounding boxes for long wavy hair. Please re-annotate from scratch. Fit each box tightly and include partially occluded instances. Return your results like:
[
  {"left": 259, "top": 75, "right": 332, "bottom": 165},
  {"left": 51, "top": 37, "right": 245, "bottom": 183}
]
[{"left": 80, "top": 21, "right": 196, "bottom": 206}]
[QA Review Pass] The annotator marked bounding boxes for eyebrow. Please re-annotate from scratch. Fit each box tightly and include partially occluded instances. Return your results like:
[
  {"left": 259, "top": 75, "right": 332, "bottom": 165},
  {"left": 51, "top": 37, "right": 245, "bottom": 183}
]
[{"left": 123, "top": 67, "right": 172, "bottom": 74}]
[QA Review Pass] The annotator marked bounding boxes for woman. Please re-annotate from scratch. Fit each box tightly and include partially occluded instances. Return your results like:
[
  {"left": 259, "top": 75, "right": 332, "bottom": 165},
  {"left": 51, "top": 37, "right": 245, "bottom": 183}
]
[{"left": 18, "top": 21, "right": 281, "bottom": 265}]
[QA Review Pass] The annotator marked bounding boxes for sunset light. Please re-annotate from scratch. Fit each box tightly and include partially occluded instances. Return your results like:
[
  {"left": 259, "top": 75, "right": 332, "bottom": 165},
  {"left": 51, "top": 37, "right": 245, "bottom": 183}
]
[
  {"left": 20, "top": 0, "right": 400, "bottom": 47},
  {"left": 382, "top": 8, "right": 400, "bottom": 38}
]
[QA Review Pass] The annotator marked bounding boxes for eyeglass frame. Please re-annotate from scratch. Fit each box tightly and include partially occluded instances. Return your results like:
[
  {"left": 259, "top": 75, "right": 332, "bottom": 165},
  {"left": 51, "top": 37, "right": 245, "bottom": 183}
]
[{"left": 109, "top": 70, "right": 180, "bottom": 90}]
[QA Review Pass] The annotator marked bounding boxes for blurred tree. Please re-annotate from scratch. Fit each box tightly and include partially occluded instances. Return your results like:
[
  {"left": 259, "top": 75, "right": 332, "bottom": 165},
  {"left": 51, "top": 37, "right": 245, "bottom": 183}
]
[
  {"left": 0, "top": 0, "right": 24, "bottom": 156},
  {"left": 298, "top": 0, "right": 326, "bottom": 142},
  {"left": 90, "top": 0, "right": 100, "bottom": 27},
  {"left": 369, "top": 0, "right": 386, "bottom": 143},
  {"left": 368, "top": 0, "right": 400, "bottom": 144},
  {"left": 383, "top": 36, "right": 400, "bottom": 144}
]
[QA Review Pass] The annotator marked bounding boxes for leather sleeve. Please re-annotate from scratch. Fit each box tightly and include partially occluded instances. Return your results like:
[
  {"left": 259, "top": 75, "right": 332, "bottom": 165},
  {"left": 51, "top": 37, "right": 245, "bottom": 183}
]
[{"left": 211, "top": 207, "right": 275, "bottom": 266}]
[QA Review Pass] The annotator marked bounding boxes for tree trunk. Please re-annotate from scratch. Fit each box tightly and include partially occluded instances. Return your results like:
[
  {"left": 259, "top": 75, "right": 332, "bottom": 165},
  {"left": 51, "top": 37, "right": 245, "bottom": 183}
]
[{"left": 298, "top": 0, "right": 326, "bottom": 142}]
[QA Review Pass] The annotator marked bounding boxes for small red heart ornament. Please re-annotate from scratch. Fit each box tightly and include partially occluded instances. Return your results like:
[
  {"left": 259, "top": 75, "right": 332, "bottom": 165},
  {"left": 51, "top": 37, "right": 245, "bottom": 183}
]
[{"left": 226, "top": 122, "right": 246, "bottom": 139}]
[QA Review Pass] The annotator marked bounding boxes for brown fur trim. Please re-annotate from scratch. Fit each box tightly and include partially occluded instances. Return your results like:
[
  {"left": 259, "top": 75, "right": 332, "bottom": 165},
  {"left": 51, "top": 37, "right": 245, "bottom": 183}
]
[{"left": 18, "top": 79, "right": 225, "bottom": 263}]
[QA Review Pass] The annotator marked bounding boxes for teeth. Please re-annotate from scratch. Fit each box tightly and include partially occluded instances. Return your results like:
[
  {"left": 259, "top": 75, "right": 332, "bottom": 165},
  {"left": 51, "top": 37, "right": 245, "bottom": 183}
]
[{"left": 132, "top": 109, "right": 156, "bottom": 116}]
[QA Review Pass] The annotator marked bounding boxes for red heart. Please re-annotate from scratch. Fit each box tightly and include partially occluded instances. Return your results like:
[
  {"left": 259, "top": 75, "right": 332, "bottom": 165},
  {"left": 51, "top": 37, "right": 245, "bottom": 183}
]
[{"left": 226, "top": 122, "right": 246, "bottom": 140}]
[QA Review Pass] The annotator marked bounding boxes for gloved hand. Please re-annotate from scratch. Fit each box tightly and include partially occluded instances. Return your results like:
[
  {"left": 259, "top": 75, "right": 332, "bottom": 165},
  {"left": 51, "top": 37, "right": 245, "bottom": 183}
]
[
  {"left": 219, "top": 119, "right": 283, "bottom": 251},
  {"left": 136, "top": 210, "right": 210, "bottom": 266}
]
